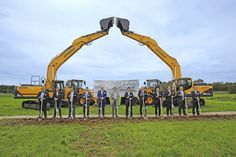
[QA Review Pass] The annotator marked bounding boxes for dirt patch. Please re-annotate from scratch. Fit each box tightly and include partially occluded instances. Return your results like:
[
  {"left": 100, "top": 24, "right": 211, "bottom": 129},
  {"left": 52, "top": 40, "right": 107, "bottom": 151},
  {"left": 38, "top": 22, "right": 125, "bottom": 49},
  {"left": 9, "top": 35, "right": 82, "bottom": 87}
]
[{"left": 0, "top": 114, "right": 236, "bottom": 126}]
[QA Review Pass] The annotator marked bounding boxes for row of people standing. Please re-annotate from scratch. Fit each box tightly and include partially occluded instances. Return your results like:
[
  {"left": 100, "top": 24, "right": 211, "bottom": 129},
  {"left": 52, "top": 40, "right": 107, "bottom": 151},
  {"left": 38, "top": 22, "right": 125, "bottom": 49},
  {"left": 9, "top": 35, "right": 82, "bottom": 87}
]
[
  {"left": 37, "top": 86, "right": 201, "bottom": 119},
  {"left": 37, "top": 86, "right": 135, "bottom": 119},
  {"left": 137, "top": 86, "right": 173, "bottom": 117},
  {"left": 138, "top": 86, "right": 201, "bottom": 117},
  {"left": 66, "top": 86, "right": 118, "bottom": 118}
]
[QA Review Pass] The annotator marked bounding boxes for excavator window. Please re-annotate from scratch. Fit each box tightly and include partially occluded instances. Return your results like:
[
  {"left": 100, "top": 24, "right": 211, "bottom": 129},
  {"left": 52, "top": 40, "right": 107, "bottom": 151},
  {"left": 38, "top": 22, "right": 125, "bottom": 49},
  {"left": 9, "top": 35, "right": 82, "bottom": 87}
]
[
  {"left": 66, "top": 81, "right": 72, "bottom": 88},
  {"left": 146, "top": 80, "right": 162, "bottom": 88},
  {"left": 176, "top": 79, "right": 192, "bottom": 91},
  {"left": 66, "top": 80, "right": 83, "bottom": 89},
  {"left": 73, "top": 81, "right": 83, "bottom": 88},
  {"left": 52, "top": 81, "right": 64, "bottom": 92},
  {"left": 31, "top": 76, "right": 41, "bottom": 85}
]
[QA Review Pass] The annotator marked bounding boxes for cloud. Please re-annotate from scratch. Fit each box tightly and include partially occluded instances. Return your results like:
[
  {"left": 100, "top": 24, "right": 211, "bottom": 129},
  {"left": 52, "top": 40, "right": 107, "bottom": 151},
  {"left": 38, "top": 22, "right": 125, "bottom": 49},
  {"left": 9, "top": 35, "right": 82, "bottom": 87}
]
[{"left": 0, "top": 0, "right": 235, "bottom": 87}]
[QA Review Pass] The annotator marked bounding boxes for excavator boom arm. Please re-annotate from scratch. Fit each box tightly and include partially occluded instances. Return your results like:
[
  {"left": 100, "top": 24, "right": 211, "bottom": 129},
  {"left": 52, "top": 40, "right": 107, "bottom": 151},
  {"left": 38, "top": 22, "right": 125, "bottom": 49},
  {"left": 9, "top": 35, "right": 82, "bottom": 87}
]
[
  {"left": 116, "top": 17, "right": 181, "bottom": 79},
  {"left": 45, "top": 17, "right": 114, "bottom": 90}
]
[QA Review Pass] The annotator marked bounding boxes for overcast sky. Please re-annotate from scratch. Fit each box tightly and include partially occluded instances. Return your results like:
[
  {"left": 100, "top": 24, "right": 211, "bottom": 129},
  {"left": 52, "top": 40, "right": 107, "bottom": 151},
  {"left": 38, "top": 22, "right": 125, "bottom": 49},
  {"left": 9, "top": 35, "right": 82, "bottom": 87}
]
[{"left": 0, "top": 0, "right": 235, "bottom": 87}]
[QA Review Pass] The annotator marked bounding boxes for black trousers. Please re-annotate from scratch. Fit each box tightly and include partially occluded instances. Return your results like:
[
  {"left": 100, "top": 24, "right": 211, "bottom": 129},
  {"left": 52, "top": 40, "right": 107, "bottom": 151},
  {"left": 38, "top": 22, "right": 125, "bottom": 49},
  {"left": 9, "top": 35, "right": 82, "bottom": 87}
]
[
  {"left": 126, "top": 102, "right": 133, "bottom": 117},
  {"left": 139, "top": 99, "right": 146, "bottom": 116},
  {"left": 154, "top": 99, "right": 161, "bottom": 116},
  {"left": 98, "top": 100, "right": 105, "bottom": 117},
  {"left": 83, "top": 104, "right": 90, "bottom": 117},
  {"left": 53, "top": 100, "right": 62, "bottom": 118},
  {"left": 39, "top": 101, "right": 47, "bottom": 118},
  {"left": 98, "top": 104, "right": 105, "bottom": 117},
  {"left": 192, "top": 99, "right": 200, "bottom": 115},
  {"left": 68, "top": 103, "right": 76, "bottom": 118},
  {"left": 166, "top": 101, "right": 172, "bottom": 116},
  {"left": 178, "top": 101, "right": 186, "bottom": 115}
]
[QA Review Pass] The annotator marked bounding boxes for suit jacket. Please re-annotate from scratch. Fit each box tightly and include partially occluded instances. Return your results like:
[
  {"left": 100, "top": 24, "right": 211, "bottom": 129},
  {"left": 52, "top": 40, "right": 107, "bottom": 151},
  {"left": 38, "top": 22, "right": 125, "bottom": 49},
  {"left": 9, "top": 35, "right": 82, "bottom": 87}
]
[
  {"left": 138, "top": 89, "right": 147, "bottom": 101},
  {"left": 67, "top": 91, "right": 78, "bottom": 104},
  {"left": 37, "top": 90, "right": 49, "bottom": 105},
  {"left": 83, "top": 91, "right": 92, "bottom": 104},
  {"left": 191, "top": 90, "right": 199, "bottom": 100},
  {"left": 53, "top": 91, "right": 63, "bottom": 101},
  {"left": 111, "top": 91, "right": 119, "bottom": 100},
  {"left": 164, "top": 89, "right": 173, "bottom": 103},
  {"left": 176, "top": 90, "right": 185, "bottom": 103},
  {"left": 153, "top": 90, "right": 162, "bottom": 104},
  {"left": 124, "top": 91, "right": 134, "bottom": 105},
  {"left": 153, "top": 89, "right": 163, "bottom": 98},
  {"left": 97, "top": 90, "right": 107, "bottom": 103}
]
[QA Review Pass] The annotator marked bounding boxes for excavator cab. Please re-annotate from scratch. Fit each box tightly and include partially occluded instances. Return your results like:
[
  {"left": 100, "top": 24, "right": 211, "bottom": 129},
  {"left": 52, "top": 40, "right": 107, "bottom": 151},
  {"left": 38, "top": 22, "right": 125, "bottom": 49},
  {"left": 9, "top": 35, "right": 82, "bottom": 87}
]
[
  {"left": 52, "top": 80, "right": 64, "bottom": 91},
  {"left": 174, "top": 78, "right": 193, "bottom": 91},
  {"left": 65, "top": 79, "right": 86, "bottom": 96},
  {"left": 64, "top": 80, "right": 94, "bottom": 106},
  {"left": 66, "top": 80, "right": 85, "bottom": 89},
  {"left": 145, "top": 79, "right": 162, "bottom": 89},
  {"left": 51, "top": 80, "right": 65, "bottom": 99}
]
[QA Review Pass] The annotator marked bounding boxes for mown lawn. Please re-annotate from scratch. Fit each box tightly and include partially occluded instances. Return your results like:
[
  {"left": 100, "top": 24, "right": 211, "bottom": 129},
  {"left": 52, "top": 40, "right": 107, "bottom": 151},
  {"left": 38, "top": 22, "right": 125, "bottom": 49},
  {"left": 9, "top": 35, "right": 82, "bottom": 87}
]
[
  {"left": 0, "top": 118, "right": 235, "bottom": 157},
  {"left": 204, "top": 92, "right": 236, "bottom": 112},
  {"left": 0, "top": 93, "right": 235, "bottom": 116}
]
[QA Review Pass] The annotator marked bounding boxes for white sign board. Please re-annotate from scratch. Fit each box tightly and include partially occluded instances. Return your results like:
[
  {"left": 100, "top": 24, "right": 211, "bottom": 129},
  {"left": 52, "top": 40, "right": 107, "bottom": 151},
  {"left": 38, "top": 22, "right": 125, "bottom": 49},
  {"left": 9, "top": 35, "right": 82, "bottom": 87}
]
[{"left": 94, "top": 80, "right": 139, "bottom": 97}]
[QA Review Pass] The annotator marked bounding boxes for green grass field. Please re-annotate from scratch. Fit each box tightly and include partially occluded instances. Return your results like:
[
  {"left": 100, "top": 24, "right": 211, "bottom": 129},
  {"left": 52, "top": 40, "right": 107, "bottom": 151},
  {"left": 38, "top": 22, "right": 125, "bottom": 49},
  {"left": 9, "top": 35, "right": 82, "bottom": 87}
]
[
  {"left": 0, "top": 93, "right": 236, "bottom": 157},
  {"left": 0, "top": 117, "right": 235, "bottom": 157},
  {"left": 0, "top": 93, "right": 235, "bottom": 116}
]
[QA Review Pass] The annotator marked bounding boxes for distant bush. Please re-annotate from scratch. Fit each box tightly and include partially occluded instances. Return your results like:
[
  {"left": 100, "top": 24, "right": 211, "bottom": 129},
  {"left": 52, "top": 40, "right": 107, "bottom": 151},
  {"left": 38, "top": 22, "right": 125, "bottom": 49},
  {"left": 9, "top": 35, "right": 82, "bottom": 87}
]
[
  {"left": 212, "top": 82, "right": 236, "bottom": 92},
  {"left": 0, "top": 85, "right": 15, "bottom": 94},
  {"left": 228, "top": 84, "right": 236, "bottom": 94}
]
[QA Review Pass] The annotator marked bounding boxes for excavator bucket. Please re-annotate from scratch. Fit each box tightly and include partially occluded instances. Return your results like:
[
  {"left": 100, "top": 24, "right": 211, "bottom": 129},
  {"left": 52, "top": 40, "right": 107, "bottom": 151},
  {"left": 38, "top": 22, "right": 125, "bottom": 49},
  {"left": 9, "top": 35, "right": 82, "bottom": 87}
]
[
  {"left": 100, "top": 17, "right": 114, "bottom": 32},
  {"left": 116, "top": 17, "right": 130, "bottom": 32}
]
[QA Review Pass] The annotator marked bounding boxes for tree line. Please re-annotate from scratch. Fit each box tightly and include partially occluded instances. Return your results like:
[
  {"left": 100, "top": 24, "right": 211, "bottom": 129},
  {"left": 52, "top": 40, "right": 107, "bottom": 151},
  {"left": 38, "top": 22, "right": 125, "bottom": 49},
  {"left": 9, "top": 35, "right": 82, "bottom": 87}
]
[
  {"left": 0, "top": 85, "right": 15, "bottom": 94},
  {"left": 210, "top": 82, "right": 236, "bottom": 93},
  {"left": 194, "top": 79, "right": 236, "bottom": 94},
  {"left": 1, "top": 80, "right": 236, "bottom": 94},
  {"left": 160, "top": 79, "right": 236, "bottom": 94}
]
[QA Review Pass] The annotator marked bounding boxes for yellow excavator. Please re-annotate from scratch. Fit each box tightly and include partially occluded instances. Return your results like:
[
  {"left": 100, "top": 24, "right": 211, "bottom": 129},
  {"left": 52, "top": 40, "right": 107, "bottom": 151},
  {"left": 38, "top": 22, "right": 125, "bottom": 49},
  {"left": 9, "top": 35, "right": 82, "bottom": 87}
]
[
  {"left": 115, "top": 17, "right": 213, "bottom": 106},
  {"left": 15, "top": 16, "right": 212, "bottom": 108},
  {"left": 14, "top": 17, "right": 114, "bottom": 108}
]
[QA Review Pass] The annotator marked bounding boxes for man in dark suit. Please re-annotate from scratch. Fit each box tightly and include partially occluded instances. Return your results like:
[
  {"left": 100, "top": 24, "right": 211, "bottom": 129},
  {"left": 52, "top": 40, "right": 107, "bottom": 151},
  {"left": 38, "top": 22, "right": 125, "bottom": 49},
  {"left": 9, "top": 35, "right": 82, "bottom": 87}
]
[
  {"left": 164, "top": 86, "right": 173, "bottom": 116},
  {"left": 67, "top": 88, "right": 78, "bottom": 119},
  {"left": 176, "top": 86, "right": 186, "bottom": 116},
  {"left": 37, "top": 86, "right": 49, "bottom": 119},
  {"left": 138, "top": 87, "right": 147, "bottom": 117},
  {"left": 97, "top": 87, "right": 107, "bottom": 117},
  {"left": 124, "top": 87, "right": 134, "bottom": 118},
  {"left": 83, "top": 87, "right": 92, "bottom": 119},
  {"left": 191, "top": 87, "right": 200, "bottom": 116},
  {"left": 53, "top": 87, "right": 63, "bottom": 118}
]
